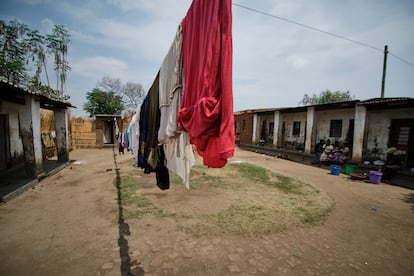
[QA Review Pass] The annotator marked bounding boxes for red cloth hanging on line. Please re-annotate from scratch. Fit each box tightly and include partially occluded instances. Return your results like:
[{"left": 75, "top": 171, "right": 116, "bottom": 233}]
[{"left": 178, "top": 0, "right": 234, "bottom": 168}]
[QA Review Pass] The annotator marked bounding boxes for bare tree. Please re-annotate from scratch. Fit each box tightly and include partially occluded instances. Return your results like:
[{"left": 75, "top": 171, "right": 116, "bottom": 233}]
[
  {"left": 298, "top": 93, "right": 318, "bottom": 106},
  {"left": 123, "top": 82, "right": 145, "bottom": 109},
  {"left": 97, "top": 76, "right": 122, "bottom": 93},
  {"left": 97, "top": 76, "right": 145, "bottom": 111}
]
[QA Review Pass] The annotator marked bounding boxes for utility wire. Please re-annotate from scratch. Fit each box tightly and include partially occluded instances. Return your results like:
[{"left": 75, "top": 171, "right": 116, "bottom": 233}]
[
  {"left": 388, "top": 53, "right": 414, "bottom": 67},
  {"left": 233, "top": 2, "right": 414, "bottom": 68}
]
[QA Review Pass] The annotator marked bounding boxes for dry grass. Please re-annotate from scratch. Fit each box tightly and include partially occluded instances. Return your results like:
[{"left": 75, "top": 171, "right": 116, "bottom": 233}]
[{"left": 120, "top": 162, "right": 335, "bottom": 237}]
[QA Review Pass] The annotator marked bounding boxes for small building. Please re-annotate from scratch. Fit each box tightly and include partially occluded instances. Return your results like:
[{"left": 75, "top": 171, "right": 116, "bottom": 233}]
[
  {"left": 95, "top": 115, "right": 122, "bottom": 146},
  {"left": 0, "top": 81, "right": 73, "bottom": 200},
  {"left": 235, "top": 98, "right": 414, "bottom": 168},
  {"left": 70, "top": 115, "right": 122, "bottom": 149}
]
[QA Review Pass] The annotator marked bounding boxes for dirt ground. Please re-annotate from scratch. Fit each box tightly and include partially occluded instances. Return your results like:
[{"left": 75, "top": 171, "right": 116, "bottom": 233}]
[{"left": 0, "top": 147, "right": 413, "bottom": 276}]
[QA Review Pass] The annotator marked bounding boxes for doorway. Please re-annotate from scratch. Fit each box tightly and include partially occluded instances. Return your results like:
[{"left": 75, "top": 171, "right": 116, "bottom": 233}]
[
  {"left": 389, "top": 119, "right": 414, "bottom": 168},
  {"left": 347, "top": 119, "right": 354, "bottom": 151},
  {"left": 0, "top": 115, "right": 10, "bottom": 171},
  {"left": 103, "top": 119, "right": 114, "bottom": 144}
]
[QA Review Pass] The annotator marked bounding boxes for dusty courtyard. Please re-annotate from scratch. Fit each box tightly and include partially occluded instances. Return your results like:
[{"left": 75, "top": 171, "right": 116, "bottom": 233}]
[{"left": 0, "top": 147, "right": 413, "bottom": 275}]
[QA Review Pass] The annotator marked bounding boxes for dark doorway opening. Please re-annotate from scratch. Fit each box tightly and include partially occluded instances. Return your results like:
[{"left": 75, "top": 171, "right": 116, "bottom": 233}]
[
  {"left": 103, "top": 120, "right": 115, "bottom": 144},
  {"left": 0, "top": 115, "right": 10, "bottom": 171},
  {"left": 389, "top": 119, "right": 414, "bottom": 168},
  {"left": 347, "top": 119, "right": 354, "bottom": 151}
]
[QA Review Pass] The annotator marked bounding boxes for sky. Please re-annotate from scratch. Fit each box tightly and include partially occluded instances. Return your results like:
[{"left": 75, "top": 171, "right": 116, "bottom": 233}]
[{"left": 1, "top": 0, "right": 414, "bottom": 116}]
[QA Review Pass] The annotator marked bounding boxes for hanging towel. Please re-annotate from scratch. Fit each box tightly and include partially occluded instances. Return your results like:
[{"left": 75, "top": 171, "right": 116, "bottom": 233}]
[
  {"left": 178, "top": 0, "right": 234, "bottom": 168},
  {"left": 158, "top": 24, "right": 183, "bottom": 144},
  {"left": 126, "top": 123, "right": 132, "bottom": 152},
  {"left": 137, "top": 95, "right": 150, "bottom": 172},
  {"left": 164, "top": 132, "right": 195, "bottom": 189},
  {"left": 130, "top": 112, "right": 140, "bottom": 156},
  {"left": 159, "top": 24, "right": 195, "bottom": 188},
  {"left": 145, "top": 72, "right": 170, "bottom": 189}
]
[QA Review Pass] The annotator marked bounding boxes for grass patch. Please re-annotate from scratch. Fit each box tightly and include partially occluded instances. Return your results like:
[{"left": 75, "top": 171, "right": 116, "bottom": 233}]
[
  {"left": 270, "top": 172, "right": 302, "bottom": 194},
  {"left": 230, "top": 163, "right": 270, "bottom": 184},
  {"left": 121, "top": 173, "right": 195, "bottom": 220},
  {"left": 169, "top": 172, "right": 184, "bottom": 185},
  {"left": 296, "top": 195, "right": 336, "bottom": 225},
  {"left": 177, "top": 223, "right": 216, "bottom": 238},
  {"left": 192, "top": 164, "right": 209, "bottom": 171},
  {"left": 189, "top": 167, "right": 236, "bottom": 190},
  {"left": 231, "top": 163, "right": 303, "bottom": 194},
  {"left": 119, "top": 161, "right": 335, "bottom": 237},
  {"left": 199, "top": 175, "right": 224, "bottom": 188},
  {"left": 208, "top": 204, "right": 286, "bottom": 235},
  {"left": 119, "top": 175, "right": 141, "bottom": 206}
]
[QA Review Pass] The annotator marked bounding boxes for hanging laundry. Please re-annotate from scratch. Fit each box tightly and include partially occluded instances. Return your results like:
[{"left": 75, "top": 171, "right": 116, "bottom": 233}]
[
  {"left": 178, "top": 0, "right": 234, "bottom": 168},
  {"left": 118, "top": 131, "right": 126, "bottom": 155},
  {"left": 114, "top": 117, "right": 120, "bottom": 138},
  {"left": 145, "top": 72, "right": 161, "bottom": 169},
  {"left": 159, "top": 24, "right": 195, "bottom": 189},
  {"left": 129, "top": 111, "right": 140, "bottom": 160},
  {"left": 164, "top": 133, "right": 195, "bottom": 189},
  {"left": 158, "top": 24, "right": 183, "bottom": 144},
  {"left": 144, "top": 72, "right": 170, "bottom": 190},
  {"left": 126, "top": 122, "right": 132, "bottom": 152},
  {"left": 137, "top": 95, "right": 149, "bottom": 172}
]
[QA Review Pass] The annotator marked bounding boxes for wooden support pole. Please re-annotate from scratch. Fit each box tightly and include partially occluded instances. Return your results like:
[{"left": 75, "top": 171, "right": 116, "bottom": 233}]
[{"left": 381, "top": 45, "right": 388, "bottom": 98}]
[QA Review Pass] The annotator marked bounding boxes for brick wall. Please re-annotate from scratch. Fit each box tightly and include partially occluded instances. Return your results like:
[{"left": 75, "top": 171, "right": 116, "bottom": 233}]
[{"left": 235, "top": 113, "right": 253, "bottom": 145}]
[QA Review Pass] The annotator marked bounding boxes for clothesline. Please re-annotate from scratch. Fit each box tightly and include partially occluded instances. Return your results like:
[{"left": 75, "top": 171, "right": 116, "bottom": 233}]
[{"left": 123, "top": 0, "right": 234, "bottom": 190}]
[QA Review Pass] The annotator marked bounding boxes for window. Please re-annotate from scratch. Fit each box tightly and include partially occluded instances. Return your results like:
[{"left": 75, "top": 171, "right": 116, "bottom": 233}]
[
  {"left": 330, "top": 120, "right": 342, "bottom": 137},
  {"left": 292, "top": 121, "right": 301, "bottom": 136},
  {"left": 397, "top": 127, "right": 410, "bottom": 146}
]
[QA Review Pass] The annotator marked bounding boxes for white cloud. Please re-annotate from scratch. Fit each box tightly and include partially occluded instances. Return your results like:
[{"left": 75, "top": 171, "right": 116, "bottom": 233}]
[
  {"left": 60, "top": 1, "right": 190, "bottom": 63},
  {"left": 3, "top": 0, "right": 414, "bottom": 116},
  {"left": 106, "top": 0, "right": 192, "bottom": 17},
  {"left": 71, "top": 56, "right": 129, "bottom": 79},
  {"left": 285, "top": 55, "right": 309, "bottom": 70},
  {"left": 40, "top": 18, "right": 54, "bottom": 33},
  {"left": 16, "top": 0, "right": 53, "bottom": 4}
]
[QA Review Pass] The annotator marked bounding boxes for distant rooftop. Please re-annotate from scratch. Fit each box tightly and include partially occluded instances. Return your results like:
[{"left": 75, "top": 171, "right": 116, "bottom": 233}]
[{"left": 235, "top": 97, "right": 414, "bottom": 114}]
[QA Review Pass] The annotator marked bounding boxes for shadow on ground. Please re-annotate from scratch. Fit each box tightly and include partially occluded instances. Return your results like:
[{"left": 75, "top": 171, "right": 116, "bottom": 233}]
[
  {"left": 402, "top": 193, "right": 414, "bottom": 212},
  {"left": 113, "top": 146, "right": 145, "bottom": 276},
  {"left": 0, "top": 160, "right": 65, "bottom": 202}
]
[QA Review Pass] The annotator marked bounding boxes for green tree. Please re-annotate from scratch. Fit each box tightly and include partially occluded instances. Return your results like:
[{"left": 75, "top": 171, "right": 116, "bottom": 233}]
[
  {"left": 46, "top": 25, "right": 70, "bottom": 99},
  {"left": 83, "top": 88, "right": 124, "bottom": 117},
  {"left": 25, "top": 29, "right": 50, "bottom": 87},
  {"left": 0, "top": 19, "right": 29, "bottom": 85},
  {"left": 0, "top": 19, "right": 70, "bottom": 100},
  {"left": 299, "top": 90, "right": 353, "bottom": 106},
  {"left": 318, "top": 90, "right": 352, "bottom": 104}
]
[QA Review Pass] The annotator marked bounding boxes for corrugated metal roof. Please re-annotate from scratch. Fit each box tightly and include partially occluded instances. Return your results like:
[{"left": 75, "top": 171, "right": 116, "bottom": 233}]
[
  {"left": 0, "top": 80, "right": 74, "bottom": 108},
  {"left": 95, "top": 114, "right": 122, "bottom": 117},
  {"left": 234, "top": 97, "right": 414, "bottom": 115},
  {"left": 361, "top": 97, "right": 413, "bottom": 105},
  {"left": 234, "top": 108, "right": 276, "bottom": 115}
]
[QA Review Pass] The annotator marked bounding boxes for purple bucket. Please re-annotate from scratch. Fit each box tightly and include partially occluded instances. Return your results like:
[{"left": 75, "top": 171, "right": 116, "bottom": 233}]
[{"left": 369, "top": 171, "right": 382, "bottom": 184}]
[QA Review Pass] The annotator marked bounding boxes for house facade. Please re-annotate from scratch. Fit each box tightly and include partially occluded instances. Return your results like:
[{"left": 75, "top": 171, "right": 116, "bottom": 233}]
[
  {"left": 234, "top": 98, "right": 414, "bottom": 168},
  {"left": 0, "top": 81, "right": 72, "bottom": 178}
]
